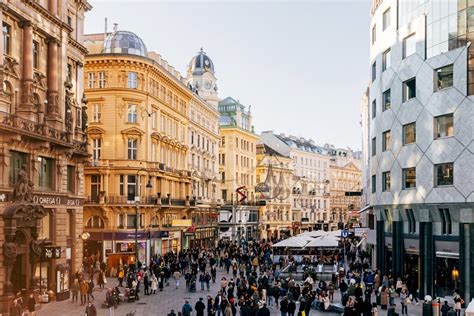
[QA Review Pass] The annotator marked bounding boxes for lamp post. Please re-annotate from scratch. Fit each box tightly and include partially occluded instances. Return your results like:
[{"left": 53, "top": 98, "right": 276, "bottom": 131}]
[{"left": 135, "top": 169, "right": 152, "bottom": 271}]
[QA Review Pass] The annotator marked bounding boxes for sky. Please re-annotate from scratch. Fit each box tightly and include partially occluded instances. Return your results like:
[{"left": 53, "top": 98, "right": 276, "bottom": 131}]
[{"left": 85, "top": 0, "right": 371, "bottom": 150}]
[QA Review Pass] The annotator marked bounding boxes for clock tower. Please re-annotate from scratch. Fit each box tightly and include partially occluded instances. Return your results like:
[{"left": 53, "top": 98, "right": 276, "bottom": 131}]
[{"left": 186, "top": 48, "right": 219, "bottom": 108}]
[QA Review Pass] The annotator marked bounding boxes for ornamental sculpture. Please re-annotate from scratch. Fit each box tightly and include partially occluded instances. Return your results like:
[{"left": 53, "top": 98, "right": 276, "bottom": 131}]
[{"left": 13, "top": 165, "right": 34, "bottom": 203}]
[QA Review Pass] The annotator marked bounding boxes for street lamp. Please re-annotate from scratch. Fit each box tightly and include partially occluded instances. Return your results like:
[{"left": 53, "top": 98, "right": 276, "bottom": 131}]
[{"left": 135, "top": 169, "right": 152, "bottom": 271}]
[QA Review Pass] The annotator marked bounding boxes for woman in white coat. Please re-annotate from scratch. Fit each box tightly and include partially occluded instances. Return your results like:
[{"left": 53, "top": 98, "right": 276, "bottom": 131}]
[{"left": 150, "top": 273, "right": 158, "bottom": 294}]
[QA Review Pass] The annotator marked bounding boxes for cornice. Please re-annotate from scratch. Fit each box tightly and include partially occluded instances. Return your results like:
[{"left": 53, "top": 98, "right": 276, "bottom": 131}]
[{"left": 68, "top": 38, "right": 88, "bottom": 55}]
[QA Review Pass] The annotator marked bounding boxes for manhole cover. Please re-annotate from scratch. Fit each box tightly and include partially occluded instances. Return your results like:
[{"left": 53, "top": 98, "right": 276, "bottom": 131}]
[{"left": 137, "top": 302, "right": 146, "bottom": 305}]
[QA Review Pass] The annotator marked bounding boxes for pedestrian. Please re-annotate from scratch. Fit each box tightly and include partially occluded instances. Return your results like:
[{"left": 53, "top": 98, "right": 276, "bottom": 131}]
[
  {"left": 441, "top": 301, "right": 451, "bottom": 316},
  {"left": 288, "top": 300, "right": 296, "bottom": 316},
  {"left": 380, "top": 285, "right": 388, "bottom": 310},
  {"left": 80, "top": 279, "right": 89, "bottom": 305},
  {"left": 174, "top": 270, "right": 181, "bottom": 289},
  {"left": 117, "top": 269, "right": 124, "bottom": 287},
  {"left": 371, "top": 302, "right": 378, "bottom": 316},
  {"left": 144, "top": 272, "right": 150, "bottom": 295},
  {"left": 159, "top": 272, "right": 165, "bottom": 291},
  {"left": 280, "top": 296, "right": 289, "bottom": 316},
  {"left": 85, "top": 302, "right": 97, "bottom": 316},
  {"left": 98, "top": 271, "right": 106, "bottom": 289},
  {"left": 87, "top": 278, "right": 95, "bottom": 301},
  {"left": 167, "top": 309, "right": 177, "bottom": 316},
  {"left": 399, "top": 288, "right": 408, "bottom": 315},
  {"left": 105, "top": 288, "right": 116, "bottom": 316},
  {"left": 182, "top": 300, "right": 193, "bottom": 316},
  {"left": 27, "top": 294, "right": 36, "bottom": 316},
  {"left": 257, "top": 303, "right": 271, "bottom": 316},
  {"left": 151, "top": 273, "right": 158, "bottom": 294},
  {"left": 195, "top": 297, "right": 206, "bottom": 316},
  {"left": 453, "top": 292, "right": 463, "bottom": 316},
  {"left": 71, "top": 278, "right": 79, "bottom": 303}
]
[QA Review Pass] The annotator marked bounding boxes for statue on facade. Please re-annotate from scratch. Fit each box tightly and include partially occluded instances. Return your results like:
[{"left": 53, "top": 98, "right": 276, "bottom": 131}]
[
  {"left": 3, "top": 236, "right": 18, "bottom": 294},
  {"left": 64, "top": 83, "right": 73, "bottom": 133},
  {"left": 13, "top": 165, "right": 33, "bottom": 203}
]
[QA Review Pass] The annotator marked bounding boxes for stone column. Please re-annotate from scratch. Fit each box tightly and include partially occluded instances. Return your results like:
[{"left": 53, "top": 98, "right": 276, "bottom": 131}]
[
  {"left": 46, "top": 37, "right": 60, "bottom": 119},
  {"left": 48, "top": 0, "right": 57, "bottom": 15},
  {"left": 19, "top": 21, "right": 33, "bottom": 112},
  {"left": 0, "top": 3, "right": 6, "bottom": 94},
  {"left": 419, "top": 221, "right": 433, "bottom": 297}
]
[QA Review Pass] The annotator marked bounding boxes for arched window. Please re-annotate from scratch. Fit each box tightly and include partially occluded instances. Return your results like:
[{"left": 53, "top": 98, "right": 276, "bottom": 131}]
[{"left": 86, "top": 216, "right": 104, "bottom": 228}]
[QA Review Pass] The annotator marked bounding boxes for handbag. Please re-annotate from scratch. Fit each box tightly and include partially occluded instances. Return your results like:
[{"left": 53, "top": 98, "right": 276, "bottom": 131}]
[
  {"left": 405, "top": 297, "right": 411, "bottom": 305},
  {"left": 104, "top": 277, "right": 107, "bottom": 284}
]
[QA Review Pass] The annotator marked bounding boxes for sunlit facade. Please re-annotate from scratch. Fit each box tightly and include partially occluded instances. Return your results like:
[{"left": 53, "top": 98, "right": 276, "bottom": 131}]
[{"left": 368, "top": 0, "right": 474, "bottom": 301}]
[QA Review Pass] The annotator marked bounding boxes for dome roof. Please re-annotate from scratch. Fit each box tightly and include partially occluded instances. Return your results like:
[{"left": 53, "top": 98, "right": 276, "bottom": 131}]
[
  {"left": 102, "top": 30, "right": 147, "bottom": 57},
  {"left": 189, "top": 48, "right": 214, "bottom": 75}
]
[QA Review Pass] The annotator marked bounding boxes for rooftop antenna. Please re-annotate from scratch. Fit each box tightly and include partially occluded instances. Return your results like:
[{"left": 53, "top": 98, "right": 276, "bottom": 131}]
[
  {"left": 113, "top": 23, "right": 118, "bottom": 33},
  {"left": 104, "top": 17, "right": 107, "bottom": 39}
]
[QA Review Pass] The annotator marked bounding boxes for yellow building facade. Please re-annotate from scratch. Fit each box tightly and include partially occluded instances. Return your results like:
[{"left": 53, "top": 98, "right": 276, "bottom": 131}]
[
  {"left": 82, "top": 30, "right": 218, "bottom": 269},
  {"left": 256, "top": 144, "right": 294, "bottom": 240},
  {"left": 0, "top": 0, "right": 91, "bottom": 310}
]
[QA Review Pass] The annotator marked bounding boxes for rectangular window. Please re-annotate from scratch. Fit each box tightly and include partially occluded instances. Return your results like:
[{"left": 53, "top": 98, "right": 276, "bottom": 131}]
[
  {"left": 403, "top": 78, "right": 416, "bottom": 101},
  {"left": 372, "top": 62, "right": 376, "bottom": 82},
  {"left": 127, "top": 175, "right": 136, "bottom": 201},
  {"left": 98, "top": 72, "right": 106, "bottom": 88},
  {"left": 87, "top": 72, "right": 95, "bottom": 89},
  {"left": 127, "top": 72, "right": 138, "bottom": 89},
  {"left": 9, "top": 151, "right": 27, "bottom": 185},
  {"left": 383, "top": 8, "right": 391, "bottom": 30},
  {"left": 92, "top": 138, "right": 101, "bottom": 160},
  {"left": 151, "top": 142, "right": 156, "bottom": 161},
  {"left": 91, "top": 104, "right": 101, "bottom": 123},
  {"left": 382, "top": 130, "right": 391, "bottom": 151},
  {"left": 372, "top": 100, "right": 376, "bottom": 118},
  {"left": 435, "top": 163, "right": 454, "bottom": 186},
  {"left": 221, "top": 154, "right": 225, "bottom": 165},
  {"left": 403, "top": 33, "right": 416, "bottom": 58},
  {"left": 151, "top": 111, "right": 157, "bottom": 129},
  {"left": 406, "top": 209, "right": 416, "bottom": 234},
  {"left": 161, "top": 115, "right": 165, "bottom": 132},
  {"left": 33, "top": 41, "right": 39, "bottom": 69},
  {"left": 403, "top": 167, "right": 416, "bottom": 189},
  {"left": 383, "top": 89, "right": 391, "bottom": 111},
  {"left": 434, "top": 114, "right": 454, "bottom": 138},
  {"left": 67, "top": 165, "right": 75, "bottom": 193},
  {"left": 371, "top": 137, "right": 376, "bottom": 156},
  {"left": 90, "top": 175, "right": 101, "bottom": 202},
  {"left": 372, "top": 24, "right": 376, "bottom": 44},
  {"left": 371, "top": 175, "right": 376, "bottom": 193},
  {"left": 3, "top": 23, "right": 11, "bottom": 55},
  {"left": 382, "top": 171, "right": 391, "bottom": 192},
  {"left": 439, "top": 208, "right": 452, "bottom": 235},
  {"left": 436, "top": 64, "right": 453, "bottom": 90},
  {"left": 119, "top": 175, "right": 124, "bottom": 196},
  {"left": 127, "top": 104, "right": 137, "bottom": 123},
  {"left": 127, "top": 139, "right": 137, "bottom": 160},
  {"left": 38, "top": 157, "right": 54, "bottom": 190},
  {"left": 403, "top": 122, "right": 416, "bottom": 145},
  {"left": 382, "top": 48, "right": 391, "bottom": 71}
]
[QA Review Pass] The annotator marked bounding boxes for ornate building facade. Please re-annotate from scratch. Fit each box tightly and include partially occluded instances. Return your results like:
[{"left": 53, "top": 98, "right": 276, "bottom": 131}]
[
  {"left": 0, "top": 0, "right": 91, "bottom": 312},
  {"left": 217, "top": 97, "right": 259, "bottom": 241},
  {"left": 185, "top": 50, "right": 220, "bottom": 248},
  {"left": 82, "top": 30, "right": 218, "bottom": 269},
  {"left": 256, "top": 144, "right": 293, "bottom": 240}
]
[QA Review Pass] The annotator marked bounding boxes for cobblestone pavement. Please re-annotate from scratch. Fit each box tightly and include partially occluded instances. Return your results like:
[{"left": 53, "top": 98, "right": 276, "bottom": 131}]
[{"left": 36, "top": 267, "right": 446, "bottom": 316}]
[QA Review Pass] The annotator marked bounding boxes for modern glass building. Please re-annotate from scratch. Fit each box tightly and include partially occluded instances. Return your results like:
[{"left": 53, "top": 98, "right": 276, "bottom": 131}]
[{"left": 366, "top": 0, "right": 474, "bottom": 301}]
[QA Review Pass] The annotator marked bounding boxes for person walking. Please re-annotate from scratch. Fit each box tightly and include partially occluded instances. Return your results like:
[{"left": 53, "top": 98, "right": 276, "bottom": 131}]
[
  {"left": 380, "top": 285, "right": 388, "bottom": 310},
  {"left": 399, "top": 288, "right": 408, "bottom": 315},
  {"left": 27, "top": 294, "right": 36, "bottom": 316},
  {"left": 257, "top": 303, "right": 271, "bottom": 316},
  {"left": 453, "top": 292, "right": 463, "bottom": 316},
  {"left": 195, "top": 297, "right": 206, "bottom": 316},
  {"left": 80, "top": 279, "right": 89, "bottom": 305},
  {"left": 117, "top": 269, "right": 124, "bottom": 287},
  {"left": 71, "top": 279, "right": 79, "bottom": 303},
  {"left": 174, "top": 270, "right": 182, "bottom": 289},
  {"left": 280, "top": 296, "right": 289, "bottom": 316},
  {"left": 182, "top": 300, "right": 193, "bottom": 316},
  {"left": 85, "top": 302, "right": 97, "bottom": 316},
  {"left": 288, "top": 300, "right": 296, "bottom": 316},
  {"left": 87, "top": 278, "right": 95, "bottom": 302},
  {"left": 151, "top": 273, "right": 158, "bottom": 294},
  {"left": 441, "top": 301, "right": 451, "bottom": 316}
]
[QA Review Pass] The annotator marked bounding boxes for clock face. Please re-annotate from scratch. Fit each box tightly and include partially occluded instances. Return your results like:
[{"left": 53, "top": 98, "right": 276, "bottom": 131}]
[{"left": 204, "top": 82, "right": 211, "bottom": 90}]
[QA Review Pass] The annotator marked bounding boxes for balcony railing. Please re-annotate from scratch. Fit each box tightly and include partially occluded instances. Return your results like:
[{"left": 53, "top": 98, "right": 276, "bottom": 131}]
[{"left": 85, "top": 195, "right": 161, "bottom": 205}]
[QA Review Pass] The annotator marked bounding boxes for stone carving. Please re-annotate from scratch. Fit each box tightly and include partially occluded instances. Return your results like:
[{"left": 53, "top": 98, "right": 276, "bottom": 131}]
[
  {"left": 3, "top": 237, "right": 18, "bottom": 293},
  {"left": 21, "top": 80, "right": 33, "bottom": 107},
  {"left": 33, "top": 71, "right": 46, "bottom": 90},
  {"left": 117, "top": 103, "right": 125, "bottom": 118},
  {"left": 3, "top": 57, "right": 20, "bottom": 78},
  {"left": 13, "top": 165, "right": 34, "bottom": 203},
  {"left": 81, "top": 105, "right": 88, "bottom": 132},
  {"left": 65, "top": 83, "right": 73, "bottom": 132}
]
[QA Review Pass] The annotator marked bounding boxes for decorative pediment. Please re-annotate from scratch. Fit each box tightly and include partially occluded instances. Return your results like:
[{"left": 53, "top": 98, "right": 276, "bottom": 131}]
[
  {"left": 151, "top": 132, "right": 162, "bottom": 141},
  {"left": 121, "top": 127, "right": 145, "bottom": 139},
  {"left": 87, "top": 126, "right": 106, "bottom": 135}
]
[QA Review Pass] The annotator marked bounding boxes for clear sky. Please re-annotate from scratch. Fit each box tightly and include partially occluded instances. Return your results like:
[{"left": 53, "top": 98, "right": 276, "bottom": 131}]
[{"left": 85, "top": 0, "right": 371, "bottom": 150}]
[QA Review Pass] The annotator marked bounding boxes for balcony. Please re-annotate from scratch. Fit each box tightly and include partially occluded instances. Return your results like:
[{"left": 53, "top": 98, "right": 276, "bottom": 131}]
[
  {"left": 85, "top": 195, "right": 161, "bottom": 205},
  {"left": 0, "top": 111, "right": 81, "bottom": 150}
]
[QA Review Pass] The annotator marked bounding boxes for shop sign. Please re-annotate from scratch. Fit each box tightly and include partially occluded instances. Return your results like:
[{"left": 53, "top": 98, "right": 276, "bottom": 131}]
[
  {"left": 42, "top": 246, "right": 61, "bottom": 260},
  {"left": 151, "top": 231, "right": 169, "bottom": 238},
  {"left": 172, "top": 219, "right": 192, "bottom": 227},
  {"left": 184, "top": 232, "right": 195, "bottom": 236},
  {"left": 354, "top": 227, "right": 368, "bottom": 237},
  {"left": 0, "top": 191, "right": 83, "bottom": 206},
  {"left": 115, "top": 232, "right": 149, "bottom": 240}
]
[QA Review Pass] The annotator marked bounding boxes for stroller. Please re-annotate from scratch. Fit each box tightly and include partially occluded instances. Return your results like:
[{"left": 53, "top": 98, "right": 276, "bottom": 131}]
[{"left": 189, "top": 278, "right": 196, "bottom": 292}]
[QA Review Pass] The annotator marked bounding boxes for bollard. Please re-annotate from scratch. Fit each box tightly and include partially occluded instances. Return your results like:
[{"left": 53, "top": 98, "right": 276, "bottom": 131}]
[{"left": 432, "top": 300, "right": 441, "bottom": 316}]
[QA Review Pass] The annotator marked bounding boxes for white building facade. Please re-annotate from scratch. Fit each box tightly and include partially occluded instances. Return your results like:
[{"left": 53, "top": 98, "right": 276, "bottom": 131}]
[{"left": 367, "top": 0, "right": 474, "bottom": 301}]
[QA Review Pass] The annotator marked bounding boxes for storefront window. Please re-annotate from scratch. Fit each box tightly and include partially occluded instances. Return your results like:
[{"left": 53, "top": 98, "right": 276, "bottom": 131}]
[{"left": 435, "top": 257, "right": 459, "bottom": 297}]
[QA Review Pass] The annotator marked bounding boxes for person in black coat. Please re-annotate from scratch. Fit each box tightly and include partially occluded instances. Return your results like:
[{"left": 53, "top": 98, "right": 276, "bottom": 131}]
[
  {"left": 195, "top": 297, "right": 206, "bottom": 316},
  {"left": 256, "top": 303, "right": 271, "bottom": 316},
  {"left": 288, "top": 300, "right": 296, "bottom": 316},
  {"left": 240, "top": 302, "right": 253, "bottom": 316}
]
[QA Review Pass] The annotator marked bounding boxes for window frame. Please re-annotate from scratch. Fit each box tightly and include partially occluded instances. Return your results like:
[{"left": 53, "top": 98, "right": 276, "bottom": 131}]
[
  {"left": 382, "top": 130, "right": 391, "bottom": 152},
  {"left": 92, "top": 138, "right": 101, "bottom": 161},
  {"left": 402, "top": 167, "right": 416, "bottom": 189},
  {"left": 127, "top": 72, "right": 138, "bottom": 89},
  {"left": 127, "top": 104, "right": 138, "bottom": 123},
  {"left": 435, "top": 64, "right": 453, "bottom": 91},
  {"left": 434, "top": 163, "right": 454, "bottom": 187},
  {"left": 382, "top": 7, "right": 391, "bottom": 31},
  {"left": 87, "top": 72, "right": 95, "bottom": 89},
  {"left": 127, "top": 138, "right": 138, "bottom": 160},
  {"left": 382, "top": 89, "right": 391, "bottom": 111},
  {"left": 403, "top": 122, "right": 416, "bottom": 145},
  {"left": 434, "top": 114, "right": 454, "bottom": 139},
  {"left": 382, "top": 171, "right": 391, "bottom": 192},
  {"left": 38, "top": 156, "right": 54, "bottom": 190},
  {"left": 98, "top": 71, "right": 106, "bottom": 88},
  {"left": 403, "top": 33, "right": 416, "bottom": 58},
  {"left": 372, "top": 24, "right": 376, "bottom": 45},
  {"left": 32, "top": 40, "right": 40, "bottom": 70},
  {"left": 3, "top": 22, "right": 11, "bottom": 56},
  {"left": 403, "top": 78, "right": 416, "bottom": 102},
  {"left": 382, "top": 48, "right": 391, "bottom": 71}
]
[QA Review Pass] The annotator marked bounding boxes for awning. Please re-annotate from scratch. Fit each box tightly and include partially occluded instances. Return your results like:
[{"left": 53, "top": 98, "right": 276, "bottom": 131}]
[
  {"left": 305, "top": 235, "right": 340, "bottom": 248},
  {"left": 272, "top": 236, "right": 311, "bottom": 248},
  {"left": 435, "top": 240, "right": 459, "bottom": 258},
  {"left": 404, "top": 238, "right": 419, "bottom": 254}
]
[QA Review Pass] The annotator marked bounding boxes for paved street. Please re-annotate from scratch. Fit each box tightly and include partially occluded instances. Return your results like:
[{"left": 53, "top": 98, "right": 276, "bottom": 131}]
[{"left": 35, "top": 266, "right": 437, "bottom": 316}]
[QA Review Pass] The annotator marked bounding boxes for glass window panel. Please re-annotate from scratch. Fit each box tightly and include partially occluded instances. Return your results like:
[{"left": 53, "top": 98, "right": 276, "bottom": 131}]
[
  {"left": 436, "top": 64, "right": 454, "bottom": 90},
  {"left": 403, "top": 168, "right": 417, "bottom": 189},
  {"left": 435, "top": 163, "right": 454, "bottom": 186}
]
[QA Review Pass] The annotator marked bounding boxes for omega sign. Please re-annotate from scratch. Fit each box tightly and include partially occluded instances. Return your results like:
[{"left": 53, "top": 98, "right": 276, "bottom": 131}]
[{"left": 30, "top": 194, "right": 82, "bottom": 206}]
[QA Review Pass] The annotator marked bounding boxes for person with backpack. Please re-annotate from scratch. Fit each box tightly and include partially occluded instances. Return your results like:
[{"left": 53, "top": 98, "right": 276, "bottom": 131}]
[{"left": 182, "top": 300, "right": 193, "bottom": 316}]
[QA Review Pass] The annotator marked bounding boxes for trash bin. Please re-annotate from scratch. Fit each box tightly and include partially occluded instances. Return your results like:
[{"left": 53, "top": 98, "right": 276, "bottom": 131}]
[
  {"left": 447, "top": 310, "right": 457, "bottom": 316},
  {"left": 423, "top": 302, "right": 433, "bottom": 316},
  {"left": 432, "top": 300, "right": 441, "bottom": 316}
]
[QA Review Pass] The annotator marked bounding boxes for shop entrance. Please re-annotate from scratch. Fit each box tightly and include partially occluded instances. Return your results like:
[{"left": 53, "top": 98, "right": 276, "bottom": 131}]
[
  {"left": 11, "top": 253, "right": 27, "bottom": 294},
  {"left": 435, "top": 256, "right": 459, "bottom": 297},
  {"left": 404, "top": 253, "right": 420, "bottom": 292}
]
